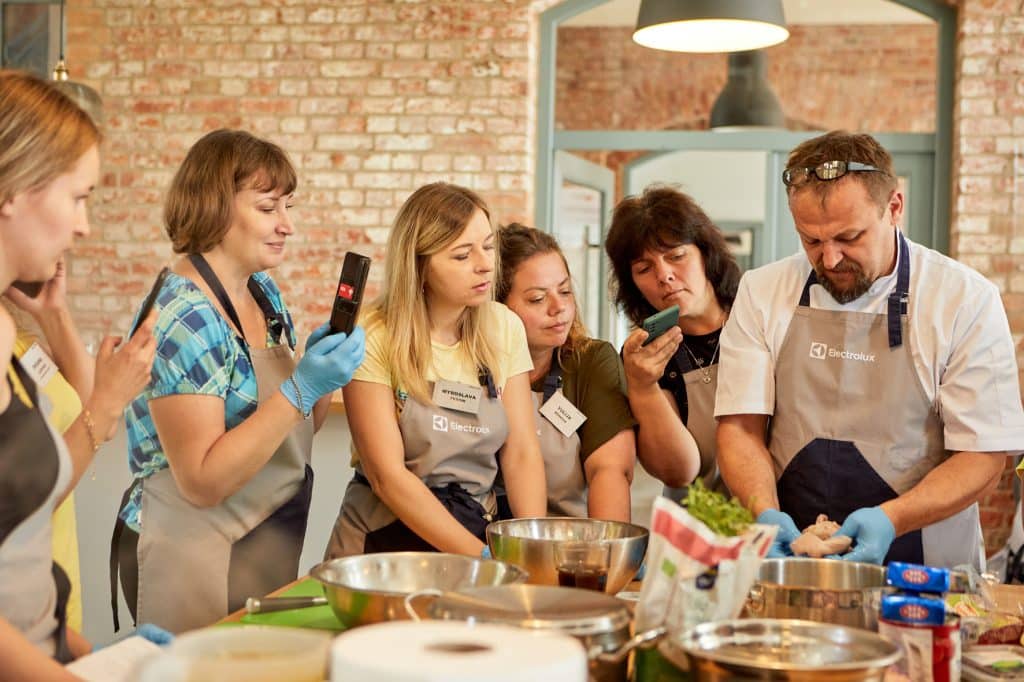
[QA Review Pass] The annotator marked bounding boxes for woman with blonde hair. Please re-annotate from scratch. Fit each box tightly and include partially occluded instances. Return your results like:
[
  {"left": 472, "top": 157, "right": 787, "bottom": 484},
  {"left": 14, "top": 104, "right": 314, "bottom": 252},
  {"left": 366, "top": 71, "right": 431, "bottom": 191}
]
[
  {"left": 496, "top": 223, "right": 635, "bottom": 521},
  {"left": 326, "top": 183, "right": 546, "bottom": 557},
  {"left": 0, "top": 70, "right": 155, "bottom": 677}
]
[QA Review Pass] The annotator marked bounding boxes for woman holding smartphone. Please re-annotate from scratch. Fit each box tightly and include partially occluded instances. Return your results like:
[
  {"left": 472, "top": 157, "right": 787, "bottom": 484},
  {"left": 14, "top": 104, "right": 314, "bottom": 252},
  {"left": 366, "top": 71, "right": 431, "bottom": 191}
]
[
  {"left": 325, "top": 183, "right": 546, "bottom": 558},
  {"left": 0, "top": 70, "right": 156, "bottom": 678},
  {"left": 496, "top": 224, "right": 635, "bottom": 521},
  {"left": 605, "top": 185, "right": 740, "bottom": 498},
  {"left": 111, "top": 129, "right": 365, "bottom": 634}
]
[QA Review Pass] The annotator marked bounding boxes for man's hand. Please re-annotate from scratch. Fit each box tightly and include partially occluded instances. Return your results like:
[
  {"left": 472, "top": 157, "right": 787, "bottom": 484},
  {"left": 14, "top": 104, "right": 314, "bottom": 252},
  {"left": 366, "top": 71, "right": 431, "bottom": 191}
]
[
  {"left": 837, "top": 507, "right": 896, "bottom": 565},
  {"left": 756, "top": 509, "right": 800, "bottom": 558}
]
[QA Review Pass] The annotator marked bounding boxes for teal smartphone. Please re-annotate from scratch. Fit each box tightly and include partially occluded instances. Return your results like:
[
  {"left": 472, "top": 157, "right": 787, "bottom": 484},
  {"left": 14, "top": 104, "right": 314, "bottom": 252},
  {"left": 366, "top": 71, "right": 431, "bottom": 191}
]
[{"left": 641, "top": 304, "right": 680, "bottom": 346}]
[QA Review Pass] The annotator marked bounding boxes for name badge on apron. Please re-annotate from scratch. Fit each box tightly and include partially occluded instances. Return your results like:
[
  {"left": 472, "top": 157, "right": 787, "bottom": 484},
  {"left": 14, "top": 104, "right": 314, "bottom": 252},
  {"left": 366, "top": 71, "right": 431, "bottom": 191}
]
[
  {"left": 21, "top": 343, "right": 58, "bottom": 388},
  {"left": 539, "top": 391, "right": 587, "bottom": 438},
  {"left": 433, "top": 379, "right": 482, "bottom": 415}
]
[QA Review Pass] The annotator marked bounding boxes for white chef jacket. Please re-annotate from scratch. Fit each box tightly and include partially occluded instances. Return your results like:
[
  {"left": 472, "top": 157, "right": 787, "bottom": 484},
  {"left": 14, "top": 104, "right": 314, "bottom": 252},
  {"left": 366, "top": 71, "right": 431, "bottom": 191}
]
[{"left": 715, "top": 231, "right": 1024, "bottom": 456}]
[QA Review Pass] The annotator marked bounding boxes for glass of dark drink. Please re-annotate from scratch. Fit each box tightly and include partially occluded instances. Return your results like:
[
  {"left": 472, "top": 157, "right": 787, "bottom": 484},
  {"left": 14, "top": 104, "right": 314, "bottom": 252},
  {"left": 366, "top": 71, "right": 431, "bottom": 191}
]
[{"left": 554, "top": 541, "right": 611, "bottom": 592}]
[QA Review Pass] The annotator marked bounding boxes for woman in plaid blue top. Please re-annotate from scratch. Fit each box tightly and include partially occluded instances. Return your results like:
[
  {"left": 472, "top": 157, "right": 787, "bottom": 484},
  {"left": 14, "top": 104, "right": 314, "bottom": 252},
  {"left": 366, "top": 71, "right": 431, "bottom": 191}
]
[{"left": 111, "top": 130, "right": 365, "bottom": 634}]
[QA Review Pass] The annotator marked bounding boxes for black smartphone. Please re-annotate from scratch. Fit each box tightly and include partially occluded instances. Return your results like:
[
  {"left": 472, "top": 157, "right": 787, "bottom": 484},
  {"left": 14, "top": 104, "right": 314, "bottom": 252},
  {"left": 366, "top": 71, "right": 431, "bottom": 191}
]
[
  {"left": 641, "top": 304, "right": 680, "bottom": 346},
  {"left": 130, "top": 267, "right": 171, "bottom": 338},
  {"left": 329, "top": 252, "right": 371, "bottom": 336},
  {"left": 11, "top": 280, "right": 44, "bottom": 298}
]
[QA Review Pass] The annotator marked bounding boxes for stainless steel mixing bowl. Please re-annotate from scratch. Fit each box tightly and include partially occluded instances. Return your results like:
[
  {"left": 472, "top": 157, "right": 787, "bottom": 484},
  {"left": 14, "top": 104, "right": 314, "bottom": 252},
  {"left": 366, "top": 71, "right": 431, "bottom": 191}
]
[
  {"left": 486, "top": 518, "right": 648, "bottom": 595},
  {"left": 310, "top": 552, "right": 528, "bottom": 629}
]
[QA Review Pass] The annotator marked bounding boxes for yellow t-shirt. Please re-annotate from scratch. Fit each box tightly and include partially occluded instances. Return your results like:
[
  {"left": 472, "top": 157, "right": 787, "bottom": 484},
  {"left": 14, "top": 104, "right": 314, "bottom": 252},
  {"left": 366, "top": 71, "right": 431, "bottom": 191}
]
[
  {"left": 13, "top": 334, "right": 83, "bottom": 633},
  {"left": 349, "top": 301, "right": 533, "bottom": 463}
]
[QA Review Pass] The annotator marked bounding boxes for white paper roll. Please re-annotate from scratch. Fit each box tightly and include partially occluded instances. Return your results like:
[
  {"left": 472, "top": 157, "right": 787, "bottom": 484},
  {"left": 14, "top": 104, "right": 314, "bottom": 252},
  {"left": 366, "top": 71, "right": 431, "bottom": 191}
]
[{"left": 330, "top": 621, "right": 588, "bottom": 682}]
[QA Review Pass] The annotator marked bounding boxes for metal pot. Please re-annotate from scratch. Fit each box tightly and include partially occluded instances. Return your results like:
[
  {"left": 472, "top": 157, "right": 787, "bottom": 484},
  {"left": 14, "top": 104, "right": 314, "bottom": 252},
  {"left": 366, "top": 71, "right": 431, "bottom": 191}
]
[
  {"left": 310, "top": 552, "right": 527, "bottom": 629},
  {"left": 408, "top": 584, "right": 632, "bottom": 682},
  {"left": 659, "top": 618, "right": 901, "bottom": 681},
  {"left": 746, "top": 558, "right": 890, "bottom": 631}
]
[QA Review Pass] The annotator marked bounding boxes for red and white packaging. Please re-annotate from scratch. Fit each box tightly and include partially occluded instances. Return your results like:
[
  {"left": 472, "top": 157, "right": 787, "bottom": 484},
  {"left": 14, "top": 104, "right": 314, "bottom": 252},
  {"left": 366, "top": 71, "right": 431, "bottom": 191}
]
[{"left": 879, "top": 614, "right": 961, "bottom": 682}]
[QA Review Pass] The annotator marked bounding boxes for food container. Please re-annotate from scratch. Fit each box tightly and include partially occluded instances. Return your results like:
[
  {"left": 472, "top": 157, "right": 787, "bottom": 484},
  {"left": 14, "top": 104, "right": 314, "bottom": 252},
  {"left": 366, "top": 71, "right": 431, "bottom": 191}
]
[
  {"left": 408, "top": 584, "right": 632, "bottom": 682},
  {"left": 963, "top": 644, "right": 1024, "bottom": 681},
  {"left": 310, "top": 552, "right": 528, "bottom": 629},
  {"left": 747, "top": 558, "right": 890, "bottom": 631},
  {"left": 659, "top": 618, "right": 901, "bottom": 681},
  {"left": 133, "top": 626, "right": 331, "bottom": 682},
  {"left": 486, "top": 517, "right": 648, "bottom": 595},
  {"left": 878, "top": 613, "right": 960, "bottom": 682}
]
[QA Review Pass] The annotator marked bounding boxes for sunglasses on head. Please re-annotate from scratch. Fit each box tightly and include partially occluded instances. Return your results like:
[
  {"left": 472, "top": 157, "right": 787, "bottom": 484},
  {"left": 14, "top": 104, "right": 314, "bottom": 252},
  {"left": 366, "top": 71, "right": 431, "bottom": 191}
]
[{"left": 782, "top": 160, "right": 883, "bottom": 188}]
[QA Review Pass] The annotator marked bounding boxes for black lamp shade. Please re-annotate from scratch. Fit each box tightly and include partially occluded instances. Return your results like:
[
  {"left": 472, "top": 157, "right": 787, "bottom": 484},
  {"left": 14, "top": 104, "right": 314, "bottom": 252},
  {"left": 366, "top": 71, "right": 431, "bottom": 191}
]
[
  {"left": 710, "top": 51, "right": 784, "bottom": 130},
  {"left": 634, "top": 0, "right": 789, "bottom": 53}
]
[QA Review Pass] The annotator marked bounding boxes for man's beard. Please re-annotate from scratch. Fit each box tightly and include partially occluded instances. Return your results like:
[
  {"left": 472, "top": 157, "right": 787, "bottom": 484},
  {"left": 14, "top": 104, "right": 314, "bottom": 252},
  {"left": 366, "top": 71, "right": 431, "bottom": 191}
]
[{"left": 815, "top": 259, "right": 872, "bottom": 304}]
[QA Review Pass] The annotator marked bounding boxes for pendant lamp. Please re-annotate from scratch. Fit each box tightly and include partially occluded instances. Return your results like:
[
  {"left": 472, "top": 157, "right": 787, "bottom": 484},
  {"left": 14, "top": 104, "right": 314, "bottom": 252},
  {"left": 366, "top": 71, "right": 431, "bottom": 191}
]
[
  {"left": 633, "top": 0, "right": 789, "bottom": 53},
  {"left": 709, "top": 50, "right": 784, "bottom": 130},
  {"left": 51, "top": 0, "right": 102, "bottom": 123}
]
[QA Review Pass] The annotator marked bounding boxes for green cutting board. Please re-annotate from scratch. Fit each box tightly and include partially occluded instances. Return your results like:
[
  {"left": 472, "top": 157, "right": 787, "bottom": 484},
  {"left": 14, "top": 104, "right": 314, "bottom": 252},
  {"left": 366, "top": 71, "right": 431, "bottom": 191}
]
[{"left": 231, "top": 578, "right": 345, "bottom": 632}]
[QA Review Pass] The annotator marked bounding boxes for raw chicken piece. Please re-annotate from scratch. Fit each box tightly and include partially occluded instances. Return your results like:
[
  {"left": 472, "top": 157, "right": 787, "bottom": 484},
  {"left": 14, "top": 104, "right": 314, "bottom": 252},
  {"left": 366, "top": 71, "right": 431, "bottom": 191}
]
[{"left": 790, "top": 514, "right": 853, "bottom": 558}]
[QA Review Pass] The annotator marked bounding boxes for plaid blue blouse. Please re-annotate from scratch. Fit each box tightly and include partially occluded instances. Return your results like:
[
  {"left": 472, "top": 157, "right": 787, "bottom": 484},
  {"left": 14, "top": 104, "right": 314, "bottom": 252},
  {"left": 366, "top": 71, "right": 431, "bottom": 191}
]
[{"left": 119, "top": 271, "right": 296, "bottom": 531}]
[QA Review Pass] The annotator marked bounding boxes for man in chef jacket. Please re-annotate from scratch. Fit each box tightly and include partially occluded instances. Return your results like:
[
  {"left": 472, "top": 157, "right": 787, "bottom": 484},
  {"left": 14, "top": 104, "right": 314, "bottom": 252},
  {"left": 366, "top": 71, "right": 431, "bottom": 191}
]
[{"left": 715, "top": 130, "right": 1024, "bottom": 570}]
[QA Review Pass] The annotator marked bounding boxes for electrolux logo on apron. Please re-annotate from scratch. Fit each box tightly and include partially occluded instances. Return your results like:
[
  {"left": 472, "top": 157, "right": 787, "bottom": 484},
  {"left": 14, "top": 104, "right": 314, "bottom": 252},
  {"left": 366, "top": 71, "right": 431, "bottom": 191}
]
[
  {"left": 431, "top": 414, "right": 491, "bottom": 435},
  {"left": 808, "top": 341, "right": 876, "bottom": 363}
]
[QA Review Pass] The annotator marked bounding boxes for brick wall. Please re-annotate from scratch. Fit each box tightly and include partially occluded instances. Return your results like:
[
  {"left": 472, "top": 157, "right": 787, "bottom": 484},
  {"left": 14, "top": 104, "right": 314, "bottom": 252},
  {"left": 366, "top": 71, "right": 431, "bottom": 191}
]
[
  {"left": 59, "top": 0, "right": 1022, "bottom": 554},
  {"left": 556, "top": 25, "right": 938, "bottom": 132}
]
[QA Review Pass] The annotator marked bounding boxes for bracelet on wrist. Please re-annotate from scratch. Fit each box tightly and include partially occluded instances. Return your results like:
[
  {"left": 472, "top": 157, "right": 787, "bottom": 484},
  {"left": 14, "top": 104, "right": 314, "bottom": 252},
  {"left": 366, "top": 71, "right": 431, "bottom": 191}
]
[
  {"left": 286, "top": 376, "right": 311, "bottom": 420},
  {"left": 81, "top": 408, "right": 102, "bottom": 454}
]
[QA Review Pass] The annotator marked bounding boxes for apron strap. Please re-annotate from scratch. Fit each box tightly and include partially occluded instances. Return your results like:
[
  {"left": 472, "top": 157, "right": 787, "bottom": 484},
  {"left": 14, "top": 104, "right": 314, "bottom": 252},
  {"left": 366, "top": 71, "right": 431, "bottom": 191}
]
[
  {"left": 797, "top": 231, "right": 911, "bottom": 350},
  {"left": 541, "top": 348, "right": 563, "bottom": 403},
  {"left": 886, "top": 232, "right": 911, "bottom": 349},
  {"left": 477, "top": 367, "right": 498, "bottom": 400},
  {"left": 188, "top": 254, "right": 293, "bottom": 351}
]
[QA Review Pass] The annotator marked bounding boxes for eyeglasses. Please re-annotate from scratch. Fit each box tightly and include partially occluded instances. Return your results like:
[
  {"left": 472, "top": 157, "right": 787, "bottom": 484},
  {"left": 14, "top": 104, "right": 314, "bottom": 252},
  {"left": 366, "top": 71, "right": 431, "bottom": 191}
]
[{"left": 782, "top": 160, "right": 883, "bottom": 187}]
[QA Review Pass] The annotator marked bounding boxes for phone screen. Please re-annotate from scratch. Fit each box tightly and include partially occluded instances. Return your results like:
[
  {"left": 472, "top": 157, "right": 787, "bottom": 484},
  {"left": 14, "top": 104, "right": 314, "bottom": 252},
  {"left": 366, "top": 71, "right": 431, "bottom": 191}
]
[
  {"left": 641, "top": 304, "right": 680, "bottom": 346},
  {"left": 130, "top": 267, "right": 171, "bottom": 338}
]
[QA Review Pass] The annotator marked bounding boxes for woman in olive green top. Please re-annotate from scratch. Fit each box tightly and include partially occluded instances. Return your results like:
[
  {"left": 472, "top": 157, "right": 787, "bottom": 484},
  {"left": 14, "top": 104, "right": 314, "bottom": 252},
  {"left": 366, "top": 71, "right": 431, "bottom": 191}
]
[{"left": 497, "top": 224, "right": 636, "bottom": 521}]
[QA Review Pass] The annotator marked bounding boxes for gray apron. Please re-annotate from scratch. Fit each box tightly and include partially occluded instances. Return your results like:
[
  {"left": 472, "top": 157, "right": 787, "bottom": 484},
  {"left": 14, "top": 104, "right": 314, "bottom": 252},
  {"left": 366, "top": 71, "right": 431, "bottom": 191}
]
[
  {"left": 661, "top": 350, "right": 725, "bottom": 502},
  {"left": 326, "top": 372, "right": 509, "bottom": 557},
  {"left": 0, "top": 360, "right": 73, "bottom": 660},
  {"left": 120, "top": 257, "right": 315, "bottom": 633},
  {"left": 769, "top": 233, "right": 982, "bottom": 570},
  {"left": 532, "top": 357, "right": 586, "bottom": 518}
]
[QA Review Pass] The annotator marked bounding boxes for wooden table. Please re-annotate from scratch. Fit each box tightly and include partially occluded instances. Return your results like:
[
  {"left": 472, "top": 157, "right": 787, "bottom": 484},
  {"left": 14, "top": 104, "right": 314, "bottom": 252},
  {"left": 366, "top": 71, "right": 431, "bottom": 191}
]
[{"left": 219, "top": 578, "right": 306, "bottom": 624}]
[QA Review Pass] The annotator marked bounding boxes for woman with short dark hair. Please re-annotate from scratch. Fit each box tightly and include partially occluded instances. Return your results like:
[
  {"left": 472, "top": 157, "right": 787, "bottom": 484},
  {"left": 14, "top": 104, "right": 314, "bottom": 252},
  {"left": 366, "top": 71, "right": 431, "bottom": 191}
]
[
  {"left": 111, "top": 129, "right": 365, "bottom": 633},
  {"left": 605, "top": 184, "right": 741, "bottom": 499}
]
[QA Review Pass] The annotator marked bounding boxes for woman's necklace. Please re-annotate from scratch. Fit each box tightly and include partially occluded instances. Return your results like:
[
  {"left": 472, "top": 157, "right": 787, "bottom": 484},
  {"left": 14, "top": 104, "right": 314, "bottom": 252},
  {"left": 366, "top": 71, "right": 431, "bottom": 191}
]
[{"left": 681, "top": 341, "right": 719, "bottom": 384}]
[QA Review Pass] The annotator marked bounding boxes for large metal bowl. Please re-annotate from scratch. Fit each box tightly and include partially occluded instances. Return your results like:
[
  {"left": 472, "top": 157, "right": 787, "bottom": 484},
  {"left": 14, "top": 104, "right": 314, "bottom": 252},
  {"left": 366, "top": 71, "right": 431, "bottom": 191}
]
[
  {"left": 661, "top": 618, "right": 901, "bottom": 681},
  {"left": 746, "top": 558, "right": 891, "bottom": 631},
  {"left": 486, "top": 518, "right": 648, "bottom": 595},
  {"left": 310, "top": 552, "right": 528, "bottom": 629}
]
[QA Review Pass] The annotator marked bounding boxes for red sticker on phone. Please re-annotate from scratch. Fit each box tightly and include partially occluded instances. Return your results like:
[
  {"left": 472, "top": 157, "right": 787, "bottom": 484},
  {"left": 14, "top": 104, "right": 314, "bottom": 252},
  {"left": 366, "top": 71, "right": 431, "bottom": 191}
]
[{"left": 338, "top": 283, "right": 354, "bottom": 300}]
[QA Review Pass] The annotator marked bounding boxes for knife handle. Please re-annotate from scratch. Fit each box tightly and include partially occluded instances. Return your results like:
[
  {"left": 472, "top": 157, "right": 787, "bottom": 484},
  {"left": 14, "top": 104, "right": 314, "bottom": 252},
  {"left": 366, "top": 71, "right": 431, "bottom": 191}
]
[{"left": 245, "top": 596, "right": 328, "bottom": 614}]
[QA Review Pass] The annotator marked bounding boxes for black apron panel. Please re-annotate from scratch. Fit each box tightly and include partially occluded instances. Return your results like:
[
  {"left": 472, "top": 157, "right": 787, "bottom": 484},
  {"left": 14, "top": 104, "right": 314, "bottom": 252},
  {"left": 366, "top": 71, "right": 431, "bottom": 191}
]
[
  {"left": 109, "top": 478, "right": 141, "bottom": 632},
  {"left": 355, "top": 473, "right": 490, "bottom": 553},
  {"left": 778, "top": 437, "right": 923, "bottom": 563},
  {"left": 227, "top": 465, "right": 313, "bottom": 614},
  {"left": 0, "top": 360, "right": 59, "bottom": 548},
  {"left": 495, "top": 494, "right": 513, "bottom": 522},
  {"left": 50, "top": 562, "right": 72, "bottom": 664}
]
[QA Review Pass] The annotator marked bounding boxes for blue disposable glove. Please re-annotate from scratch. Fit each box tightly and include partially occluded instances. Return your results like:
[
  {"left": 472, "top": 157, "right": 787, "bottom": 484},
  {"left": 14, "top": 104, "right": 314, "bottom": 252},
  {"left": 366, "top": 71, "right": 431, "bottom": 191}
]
[
  {"left": 281, "top": 325, "right": 366, "bottom": 416},
  {"left": 836, "top": 506, "right": 895, "bottom": 565},
  {"left": 304, "top": 321, "right": 332, "bottom": 352},
  {"left": 481, "top": 545, "right": 492, "bottom": 559},
  {"left": 136, "top": 623, "right": 175, "bottom": 646},
  {"left": 756, "top": 509, "right": 801, "bottom": 558},
  {"left": 92, "top": 623, "right": 174, "bottom": 652}
]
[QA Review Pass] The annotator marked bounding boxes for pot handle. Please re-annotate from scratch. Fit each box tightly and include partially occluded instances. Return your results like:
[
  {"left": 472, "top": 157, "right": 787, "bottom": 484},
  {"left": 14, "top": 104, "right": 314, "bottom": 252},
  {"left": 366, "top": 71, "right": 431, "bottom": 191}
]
[
  {"left": 747, "top": 583, "right": 764, "bottom": 615},
  {"left": 590, "top": 625, "right": 667, "bottom": 664},
  {"left": 403, "top": 588, "right": 444, "bottom": 621}
]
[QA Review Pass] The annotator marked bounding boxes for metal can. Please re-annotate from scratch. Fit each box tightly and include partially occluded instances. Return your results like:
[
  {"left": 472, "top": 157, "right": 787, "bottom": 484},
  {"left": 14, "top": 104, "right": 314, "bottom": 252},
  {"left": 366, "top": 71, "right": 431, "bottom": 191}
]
[{"left": 879, "top": 613, "right": 961, "bottom": 682}]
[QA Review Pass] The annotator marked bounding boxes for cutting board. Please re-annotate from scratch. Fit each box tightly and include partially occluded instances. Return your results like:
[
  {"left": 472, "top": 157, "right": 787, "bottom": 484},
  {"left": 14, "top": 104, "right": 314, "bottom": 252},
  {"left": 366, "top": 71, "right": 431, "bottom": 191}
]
[{"left": 234, "top": 578, "right": 345, "bottom": 632}]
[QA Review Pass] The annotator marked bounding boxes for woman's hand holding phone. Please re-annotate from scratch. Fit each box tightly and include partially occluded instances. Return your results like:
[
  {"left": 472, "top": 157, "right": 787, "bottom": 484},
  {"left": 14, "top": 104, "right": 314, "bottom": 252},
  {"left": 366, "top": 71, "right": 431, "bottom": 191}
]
[
  {"left": 622, "top": 306, "right": 683, "bottom": 390},
  {"left": 88, "top": 311, "right": 158, "bottom": 439},
  {"left": 4, "top": 257, "right": 70, "bottom": 319}
]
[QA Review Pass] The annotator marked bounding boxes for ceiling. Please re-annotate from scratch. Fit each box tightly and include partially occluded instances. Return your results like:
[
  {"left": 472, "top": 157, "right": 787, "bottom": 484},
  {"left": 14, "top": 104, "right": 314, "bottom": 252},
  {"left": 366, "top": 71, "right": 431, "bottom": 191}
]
[{"left": 562, "top": 0, "right": 931, "bottom": 27}]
